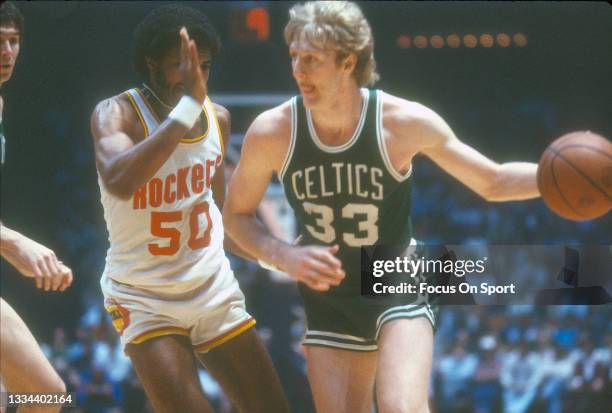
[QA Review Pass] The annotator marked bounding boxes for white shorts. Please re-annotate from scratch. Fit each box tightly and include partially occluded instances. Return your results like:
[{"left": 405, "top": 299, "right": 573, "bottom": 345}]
[{"left": 101, "top": 257, "right": 254, "bottom": 353}]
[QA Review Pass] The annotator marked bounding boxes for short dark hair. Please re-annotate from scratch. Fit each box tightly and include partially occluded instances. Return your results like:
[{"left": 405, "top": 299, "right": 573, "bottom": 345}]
[
  {"left": 0, "top": 1, "right": 24, "bottom": 36},
  {"left": 132, "top": 4, "right": 221, "bottom": 79}
]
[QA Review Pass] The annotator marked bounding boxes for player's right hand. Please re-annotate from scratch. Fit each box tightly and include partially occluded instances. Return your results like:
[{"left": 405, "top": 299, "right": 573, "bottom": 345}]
[
  {"left": 56, "top": 261, "right": 74, "bottom": 292},
  {"left": 281, "top": 244, "right": 346, "bottom": 292},
  {"left": 2, "top": 234, "right": 74, "bottom": 292},
  {"left": 179, "top": 27, "right": 206, "bottom": 104}
]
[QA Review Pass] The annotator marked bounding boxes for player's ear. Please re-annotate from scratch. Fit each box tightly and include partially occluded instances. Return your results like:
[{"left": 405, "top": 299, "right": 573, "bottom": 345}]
[
  {"left": 342, "top": 53, "right": 357, "bottom": 74},
  {"left": 145, "top": 56, "right": 157, "bottom": 72}
]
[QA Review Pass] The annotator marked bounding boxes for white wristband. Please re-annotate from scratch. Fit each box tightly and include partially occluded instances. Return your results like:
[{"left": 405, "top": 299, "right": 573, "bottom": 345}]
[
  {"left": 168, "top": 95, "right": 202, "bottom": 128},
  {"left": 258, "top": 259, "right": 282, "bottom": 272}
]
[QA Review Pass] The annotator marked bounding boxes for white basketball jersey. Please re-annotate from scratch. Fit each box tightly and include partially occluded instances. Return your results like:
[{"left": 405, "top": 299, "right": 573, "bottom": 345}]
[{"left": 98, "top": 88, "right": 226, "bottom": 291}]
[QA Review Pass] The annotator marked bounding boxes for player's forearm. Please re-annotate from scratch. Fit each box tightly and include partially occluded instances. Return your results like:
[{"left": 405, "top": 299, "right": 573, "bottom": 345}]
[
  {"left": 488, "top": 162, "right": 540, "bottom": 201},
  {"left": 223, "top": 235, "right": 257, "bottom": 263},
  {"left": 223, "top": 212, "right": 291, "bottom": 270},
  {"left": 101, "top": 120, "right": 190, "bottom": 199},
  {"left": 0, "top": 223, "right": 23, "bottom": 254}
]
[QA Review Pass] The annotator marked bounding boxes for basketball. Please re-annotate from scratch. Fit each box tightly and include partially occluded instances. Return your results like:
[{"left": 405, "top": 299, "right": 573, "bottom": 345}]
[{"left": 537, "top": 131, "right": 612, "bottom": 221}]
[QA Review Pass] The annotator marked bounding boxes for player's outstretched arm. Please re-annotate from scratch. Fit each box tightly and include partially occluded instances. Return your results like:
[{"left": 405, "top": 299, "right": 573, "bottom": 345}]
[
  {"left": 222, "top": 107, "right": 345, "bottom": 291},
  {"left": 423, "top": 135, "right": 539, "bottom": 202},
  {"left": 0, "top": 222, "right": 73, "bottom": 291},
  {"left": 392, "top": 98, "right": 540, "bottom": 201},
  {"left": 91, "top": 28, "right": 207, "bottom": 199}
]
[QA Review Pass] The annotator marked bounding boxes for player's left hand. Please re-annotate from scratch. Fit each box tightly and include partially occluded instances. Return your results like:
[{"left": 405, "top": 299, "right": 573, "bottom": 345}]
[{"left": 179, "top": 27, "right": 207, "bottom": 104}]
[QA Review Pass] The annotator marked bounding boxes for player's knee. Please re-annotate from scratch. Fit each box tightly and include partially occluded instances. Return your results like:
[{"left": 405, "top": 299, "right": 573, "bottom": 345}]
[
  {"left": 148, "top": 380, "right": 211, "bottom": 413},
  {"left": 377, "top": 393, "right": 429, "bottom": 413},
  {"left": 52, "top": 377, "right": 67, "bottom": 394},
  {"left": 33, "top": 372, "right": 65, "bottom": 394},
  {"left": 46, "top": 374, "right": 66, "bottom": 394},
  {"left": 148, "top": 385, "right": 183, "bottom": 406}
]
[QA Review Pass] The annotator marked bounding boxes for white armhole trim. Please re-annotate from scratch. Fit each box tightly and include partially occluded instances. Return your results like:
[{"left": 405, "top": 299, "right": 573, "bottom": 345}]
[
  {"left": 376, "top": 90, "right": 413, "bottom": 182},
  {"left": 127, "top": 89, "right": 158, "bottom": 133},
  {"left": 204, "top": 97, "right": 222, "bottom": 152},
  {"left": 279, "top": 97, "right": 298, "bottom": 181}
]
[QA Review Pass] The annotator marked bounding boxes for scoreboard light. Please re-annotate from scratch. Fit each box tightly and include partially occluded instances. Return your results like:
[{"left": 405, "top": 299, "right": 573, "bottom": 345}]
[
  {"left": 496, "top": 33, "right": 511, "bottom": 47},
  {"left": 231, "top": 7, "right": 270, "bottom": 42},
  {"left": 463, "top": 34, "right": 478, "bottom": 48},
  {"left": 430, "top": 35, "right": 444, "bottom": 49},
  {"left": 479, "top": 33, "right": 494, "bottom": 48},
  {"left": 513, "top": 33, "right": 527, "bottom": 47},
  {"left": 396, "top": 32, "right": 528, "bottom": 49},
  {"left": 446, "top": 34, "right": 461, "bottom": 48},
  {"left": 414, "top": 35, "right": 428, "bottom": 49},
  {"left": 397, "top": 35, "right": 412, "bottom": 49}
]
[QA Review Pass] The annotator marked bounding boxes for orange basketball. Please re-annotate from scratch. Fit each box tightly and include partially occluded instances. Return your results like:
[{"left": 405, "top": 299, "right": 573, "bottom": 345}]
[{"left": 537, "top": 131, "right": 612, "bottom": 221}]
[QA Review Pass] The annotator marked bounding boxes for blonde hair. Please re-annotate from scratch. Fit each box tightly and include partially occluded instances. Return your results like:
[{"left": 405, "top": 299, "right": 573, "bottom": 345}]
[{"left": 284, "top": 1, "right": 379, "bottom": 86}]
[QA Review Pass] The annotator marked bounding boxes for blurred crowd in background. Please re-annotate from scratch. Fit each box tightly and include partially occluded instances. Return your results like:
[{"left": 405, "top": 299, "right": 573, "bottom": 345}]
[
  {"left": 39, "top": 303, "right": 611, "bottom": 413},
  {"left": 33, "top": 163, "right": 612, "bottom": 413},
  {"left": 1, "top": 3, "right": 610, "bottom": 413}
]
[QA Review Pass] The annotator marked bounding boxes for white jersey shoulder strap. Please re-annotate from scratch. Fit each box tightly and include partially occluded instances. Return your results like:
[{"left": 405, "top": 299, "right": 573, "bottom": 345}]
[
  {"left": 201, "top": 97, "right": 224, "bottom": 154},
  {"left": 124, "top": 88, "right": 159, "bottom": 136}
]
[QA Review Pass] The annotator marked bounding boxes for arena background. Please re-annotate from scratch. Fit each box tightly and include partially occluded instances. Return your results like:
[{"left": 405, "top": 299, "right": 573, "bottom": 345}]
[{"left": 1, "top": 2, "right": 611, "bottom": 412}]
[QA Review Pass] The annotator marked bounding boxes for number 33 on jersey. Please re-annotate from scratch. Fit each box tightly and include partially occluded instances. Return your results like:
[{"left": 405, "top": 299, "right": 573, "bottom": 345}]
[{"left": 281, "top": 89, "right": 414, "bottom": 252}]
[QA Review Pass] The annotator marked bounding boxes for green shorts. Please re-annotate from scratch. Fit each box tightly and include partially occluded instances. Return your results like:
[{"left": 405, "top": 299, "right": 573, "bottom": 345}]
[{"left": 299, "top": 285, "right": 437, "bottom": 352}]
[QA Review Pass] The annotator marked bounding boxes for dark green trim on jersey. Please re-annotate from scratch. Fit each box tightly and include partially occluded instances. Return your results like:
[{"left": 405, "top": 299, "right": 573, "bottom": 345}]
[{"left": 280, "top": 89, "right": 414, "bottom": 295}]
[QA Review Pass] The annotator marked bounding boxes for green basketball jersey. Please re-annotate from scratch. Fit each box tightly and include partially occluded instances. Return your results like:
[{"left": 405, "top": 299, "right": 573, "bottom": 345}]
[{"left": 280, "top": 89, "right": 414, "bottom": 294}]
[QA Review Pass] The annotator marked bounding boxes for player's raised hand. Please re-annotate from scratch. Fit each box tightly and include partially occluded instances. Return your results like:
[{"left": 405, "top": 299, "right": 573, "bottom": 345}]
[
  {"left": 1, "top": 233, "right": 73, "bottom": 292},
  {"left": 281, "top": 244, "right": 345, "bottom": 291},
  {"left": 179, "top": 27, "right": 206, "bottom": 104}
]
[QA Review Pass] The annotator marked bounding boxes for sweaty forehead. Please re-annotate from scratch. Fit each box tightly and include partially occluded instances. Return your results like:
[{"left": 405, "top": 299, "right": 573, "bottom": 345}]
[
  {"left": 161, "top": 45, "right": 211, "bottom": 61},
  {"left": 289, "top": 31, "right": 334, "bottom": 54},
  {"left": 0, "top": 25, "right": 20, "bottom": 37}
]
